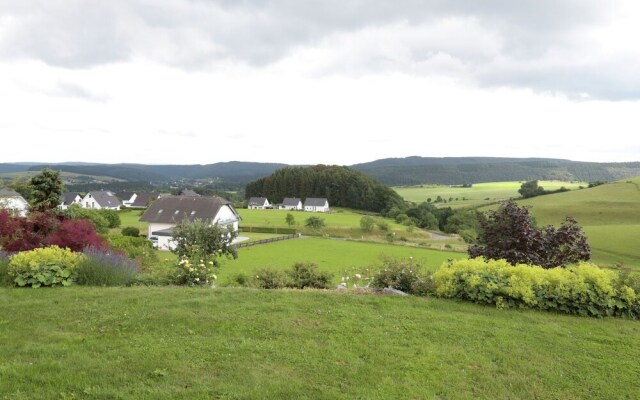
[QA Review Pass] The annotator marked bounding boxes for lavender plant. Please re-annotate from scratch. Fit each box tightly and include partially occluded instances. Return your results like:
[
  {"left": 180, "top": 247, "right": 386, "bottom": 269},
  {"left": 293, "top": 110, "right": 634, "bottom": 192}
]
[{"left": 76, "top": 247, "right": 139, "bottom": 286}]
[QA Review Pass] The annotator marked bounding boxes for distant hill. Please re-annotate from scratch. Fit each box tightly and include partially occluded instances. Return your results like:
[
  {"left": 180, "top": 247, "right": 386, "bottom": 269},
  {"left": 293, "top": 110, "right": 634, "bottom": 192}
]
[{"left": 351, "top": 157, "right": 640, "bottom": 185}]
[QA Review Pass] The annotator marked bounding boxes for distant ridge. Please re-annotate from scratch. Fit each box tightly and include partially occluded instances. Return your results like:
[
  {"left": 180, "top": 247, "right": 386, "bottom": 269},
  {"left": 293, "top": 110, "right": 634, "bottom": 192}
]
[{"left": 2, "top": 157, "right": 640, "bottom": 186}]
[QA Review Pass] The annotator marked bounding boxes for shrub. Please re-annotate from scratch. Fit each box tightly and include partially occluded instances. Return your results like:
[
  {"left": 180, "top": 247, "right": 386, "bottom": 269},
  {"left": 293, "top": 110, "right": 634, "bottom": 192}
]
[
  {"left": 101, "top": 210, "right": 121, "bottom": 229},
  {"left": 287, "top": 262, "right": 333, "bottom": 289},
  {"left": 370, "top": 258, "right": 432, "bottom": 295},
  {"left": 229, "top": 273, "right": 251, "bottom": 287},
  {"left": 174, "top": 258, "right": 217, "bottom": 286},
  {"left": 0, "top": 250, "right": 11, "bottom": 287},
  {"left": 47, "top": 219, "right": 109, "bottom": 252},
  {"left": 305, "top": 216, "right": 325, "bottom": 229},
  {"left": 434, "top": 258, "right": 640, "bottom": 318},
  {"left": 172, "top": 219, "right": 238, "bottom": 268},
  {"left": 76, "top": 248, "right": 139, "bottom": 286},
  {"left": 8, "top": 246, "right": 83, "bottom": 288},
  {"left": 121, "top": 226, "right": 140, "bottom": 237},
  {"left": 252, "top": 268, "right": 290, "bottom": 289},
  {"left": 360, "top": 216, "right": 375, "bottom": 232},
  {"left": 376, "top": 220, "right": 389, "bottom": 231},
  {"left": 108, "top": 235, "right": 157, "bottom": 267}
]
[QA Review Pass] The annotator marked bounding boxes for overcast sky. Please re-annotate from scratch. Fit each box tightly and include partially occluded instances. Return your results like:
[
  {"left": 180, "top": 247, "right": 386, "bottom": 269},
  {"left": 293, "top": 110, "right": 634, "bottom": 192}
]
[{"left": 1, "top": 0, "right": 640, "bottom": 165}]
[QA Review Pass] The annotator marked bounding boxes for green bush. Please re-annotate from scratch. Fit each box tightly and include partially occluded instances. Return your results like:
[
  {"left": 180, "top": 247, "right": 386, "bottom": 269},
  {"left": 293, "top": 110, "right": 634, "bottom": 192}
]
[
  {"left": 75, "top": 248, "right": 139, "bottom": 286},
  {"left": 252, "top": 268, "right": 290, "bottom": 289},
  {"left": 287, "top": 262, "right": 333, "bottom": 289},
  {"left": 370, "top": 258, "right": 433, "bottom": 295},
  {"left": 108, "top": 235, "right": 158, "bottom": 267},
  {"left": 7, "top": 246, "right": 83, "bottom": 288},
  {"left": 121, "top": 226, "right": 140, "bottom": 237},
  {"left": 434, "top": 258, "right": 640, "bottom": 318},
  {"left": 101, "top": 210, "right": 121, "bottom": 229}
]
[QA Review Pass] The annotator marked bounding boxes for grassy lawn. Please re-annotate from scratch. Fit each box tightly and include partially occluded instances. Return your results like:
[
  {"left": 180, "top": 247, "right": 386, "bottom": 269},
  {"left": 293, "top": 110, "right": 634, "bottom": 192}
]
[
  {"left": 219, "top": 237, "right": 463, "bottom": 285},
  {"left": 238, "top": 208, "right": 407, "bottom": 230},
  {"left": 394, "top": 180, "right": 586, "bottom": 208},
  {"left": 1, "top": 287, "right": 638, "bottom": 399}
]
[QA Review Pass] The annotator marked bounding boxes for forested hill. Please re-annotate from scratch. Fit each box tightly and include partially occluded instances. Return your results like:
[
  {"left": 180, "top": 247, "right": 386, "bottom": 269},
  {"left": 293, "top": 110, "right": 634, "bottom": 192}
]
[
  {"left": 351, "top": 157, "right": 640, "bottom": 185},
  {"left": 244, "top": 165, "right": 405, "bottom": 213}
]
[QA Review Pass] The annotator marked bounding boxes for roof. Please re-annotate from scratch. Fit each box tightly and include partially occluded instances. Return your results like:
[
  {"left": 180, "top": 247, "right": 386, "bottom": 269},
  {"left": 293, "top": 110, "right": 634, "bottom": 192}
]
[
  {"left": 304, "top": 198, "right": 329, "bottom": 207},
  {"left": 117, "top": 192, "right": 136, "bottom": 201},
  {"left": 282, "top": 197, "right": 302, "bottom": 206},
  {"left": 87, "top": 190, "right": 122, "bottom": 208},
  {"left": 0, "top": 188, "right": 22, "bottom": 197},
  {"left": 139, "top": 196, "right": 239, "bottom": 224},
  {"left": 130, "top": 193, "right": 157, "bottom": 208},
  {"left": 180, "top": 189, "right": 200, "bottom": 197},
  {"left": 248, "top": 197, "right": 269, "bottom": 206},
  {"left": 60, "top": 192, "right": 82, "bottom": 205}
]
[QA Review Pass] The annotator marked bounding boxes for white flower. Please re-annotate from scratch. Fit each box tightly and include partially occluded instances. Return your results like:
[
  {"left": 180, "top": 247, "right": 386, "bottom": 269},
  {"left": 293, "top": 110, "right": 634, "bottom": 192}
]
[
  {"left": 212, "top": 274, "right": 217, "bottom": 280},
  {"left": 355, "top": 274, "right": 362, "bottom": 279},
  {"left": 195, "top": 278, "right": 200, "bottom": 282},
  {"left": 341, "top": 277, "right": 345, "bottom": 282}
]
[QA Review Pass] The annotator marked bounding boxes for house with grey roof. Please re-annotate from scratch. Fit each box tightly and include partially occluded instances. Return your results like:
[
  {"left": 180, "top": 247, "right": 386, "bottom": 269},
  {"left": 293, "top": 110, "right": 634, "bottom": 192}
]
[
  {"left": 179, "top": 189, "right": 200, "bottom": 197},
  {"left": 81, "top": 190, "right": 122, "bottom": 210},
  {"left": 280, "top": 197, "right": 303, "bottom": 210},
  {"left": 0, "top": 188, "right": 29, "bottom": 216},
  {"left": 59, "top": 192, "right": 83, "bottom": 210},
  {"left": 139, "top": 196, "right": 241, "bottom": 250},
  {"left": 304, "top": 198, "right": 329, "bottom": 213},
  {"left": 118, "top": 192, "right": 157, "bottom": 208},
  {"left": 247, "top": 197, "right": 270, "bottom": 209}
]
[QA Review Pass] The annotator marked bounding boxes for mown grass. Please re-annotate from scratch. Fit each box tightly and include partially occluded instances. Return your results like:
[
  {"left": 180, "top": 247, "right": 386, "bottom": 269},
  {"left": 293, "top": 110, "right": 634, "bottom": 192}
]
[
  {"left": 238, "top": 208, "right": 407, "bottom": 230},
  {"left": 394, "top": 180, "right": 586, "bottom": 208},
  {"left": 0, "top": 287, "right": 638, "bottom": 399}
]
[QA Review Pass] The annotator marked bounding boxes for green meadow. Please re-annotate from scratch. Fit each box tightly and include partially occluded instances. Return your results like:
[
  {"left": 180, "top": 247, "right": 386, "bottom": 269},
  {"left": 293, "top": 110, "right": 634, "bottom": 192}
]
[
  {"left": 394, "top": 180, "right": 586, "bottom": 208},
  {"left": 1, "top": 287, "right": 639, "bottom": 399},
  {"left": 218, "top": 237, "right": 463, "bottom": 285},
  {"left": 517, "top": 178, "right": 640, "bottom": 269}
]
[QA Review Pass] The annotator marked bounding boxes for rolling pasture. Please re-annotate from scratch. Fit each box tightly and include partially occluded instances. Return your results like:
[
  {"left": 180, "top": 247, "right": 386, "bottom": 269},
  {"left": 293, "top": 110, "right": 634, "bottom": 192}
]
[
  {"left": 394, "top": 180, "right": 586, "bottom": 208},
  {"left": 517, "top": 178, "right": 640, "bottom": 268},
  {"left": 1, "top": 287, "right": 638, "bottom": 399}
]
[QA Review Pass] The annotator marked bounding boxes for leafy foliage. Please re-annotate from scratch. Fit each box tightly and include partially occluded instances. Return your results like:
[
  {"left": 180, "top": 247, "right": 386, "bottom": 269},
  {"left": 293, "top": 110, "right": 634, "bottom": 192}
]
[
  {"left": 29, "top": 168, "right": 64, "bottom": 211},
  {"left": 469, "top": 199, "right": 591, "bottom": 268},
  {"left": 107, "top": 235, "right": 158, "bottom": 267},
  {"left": 76, "top": 247, "right": 139, "bottom": 286},
  {"left": 370, "top": 258, "right": 434, "bottom": 296},
  {"left": 285, "top": 213, "right": 296, "bottom": 227},
  {"left": 174, "top": 258, "right": 217, "bottom": 286},
  {"left": 286, "top": 262, "right": 333, "bottom": 289},
  {"left": 434, "top": 258, "right": 640, "bottom": 318},
  {"left": 252, "top": 268, "right": 290, "bottom": 289},
  {"left": 245, "top": 165, "right": 405, "bottom": 213},
  {"left": 7, "top": 246, "right": 82, "bottom": 288},
  {"left": 47, "top": 219, "right": 109, "bottom": 251},
  {"left": 59, "top": 205, "right": 112, "bottom": 233},
  {"left": 360, "top": 216, "right": 375, "bottom": 232},
  {"left": 171, "top": 219, "right": 238, "bottom": 269},
  {"left": 518, "top": 180, "right": 546, "bottom": 198},
  {"left": 305, "top": 216, "right": 325, "bottom": 229},
  {"left": 121, "top": 226, "right": 140, "bottom": 237}
]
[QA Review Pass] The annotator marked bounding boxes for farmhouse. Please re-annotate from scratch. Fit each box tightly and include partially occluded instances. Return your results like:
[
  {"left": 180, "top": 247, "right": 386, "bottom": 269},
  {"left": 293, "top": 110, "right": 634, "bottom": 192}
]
[
  {"left": 58, "top": 192, "right": 83, "bottom": 210},
  {"left": 81, "top": 190, "right": 122, "bottom": 210},
  {"left": 0, "top": 188, "right": 29, "bottom": 216},
  {"left": 280, "top": 198, "right": 303, "bottom": 210},
  {"left": 248, "top": 197, "right": 270, "bottom": 209},
  {"left": 304, "top": 198, "right": 330, "bottom": 213},
  {"left": 117, "top": 192, "right": 157, "bottom": 208},
  {"left": 139, "top": 196, "right": 241, "bottom": 250}
]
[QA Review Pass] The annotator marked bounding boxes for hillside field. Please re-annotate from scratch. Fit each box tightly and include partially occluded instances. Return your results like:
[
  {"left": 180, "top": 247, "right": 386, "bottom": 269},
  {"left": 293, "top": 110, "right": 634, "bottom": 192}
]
[
  {"left": 394, "top": 180, "right": 586, "bottom": 208},
  {"left": 1, "top": 287, "right": 638, "bottom": 399},
  {"left": 517, "top": 178, "right": 640, "bottom": 269}
]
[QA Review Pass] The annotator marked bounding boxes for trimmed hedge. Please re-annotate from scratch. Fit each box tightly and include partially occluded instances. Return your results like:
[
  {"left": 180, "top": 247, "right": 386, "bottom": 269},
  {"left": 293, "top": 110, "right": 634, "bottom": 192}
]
[
  {"left": 434, "top": 258, "right": 640, "bottom": 318},
  {"left": 240, "top": 226, "right": 296, "bottom": 234}
]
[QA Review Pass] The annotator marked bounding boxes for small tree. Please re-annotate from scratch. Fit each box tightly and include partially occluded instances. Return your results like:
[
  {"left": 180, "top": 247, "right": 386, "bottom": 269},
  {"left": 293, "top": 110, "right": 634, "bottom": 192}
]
[
  {"left": 360, "top": 216, "right": 375, "bottom": 232},
  {"left": 468, "top": 199, "right": 590, "bottom": 268},
  {"left": 305, "top": 216, "right": 325, "bottom": 229},
  {"left": 30, "top": 168, "right": 64, "bottom": 212},
  {"left": 285, "top": 213, "right": 296, "bottom": 227},
  {"left": 518, "top": 180, "right": 546, "bottom": 199},
  {"left": 171, "top": 219, "right": 238, "bottom": 268}
]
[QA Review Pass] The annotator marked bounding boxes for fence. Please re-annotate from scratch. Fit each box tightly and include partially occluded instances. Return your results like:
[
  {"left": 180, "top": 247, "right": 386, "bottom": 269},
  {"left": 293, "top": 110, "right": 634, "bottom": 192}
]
[{"left": 235, "top": 233, "right": 301, "bottom": 248}]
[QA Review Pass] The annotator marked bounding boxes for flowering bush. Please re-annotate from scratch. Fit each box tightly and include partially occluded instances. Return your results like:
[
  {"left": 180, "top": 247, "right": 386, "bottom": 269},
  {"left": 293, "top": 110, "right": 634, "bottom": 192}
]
[
  {"left": 369, "top": 257, "right": 434, "bottom": 296},
  {"left": 341, "top": 267, "right": 374, "bottom": 288},
  {"left": 174, "top": 258, "right": 217, "bottom": 286},
  {"left": 75, "top": 247, "right": 139, "bottom": 286},
  {"left": 7, "top": 246, "right": 83, "bottom": 288}
]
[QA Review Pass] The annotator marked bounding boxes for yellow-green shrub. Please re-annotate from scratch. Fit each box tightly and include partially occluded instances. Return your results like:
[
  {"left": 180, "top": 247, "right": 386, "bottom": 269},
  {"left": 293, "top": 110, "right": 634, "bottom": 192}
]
[
  {"left": 8, "top": 246, "right": 83, "bottom": 288},
  {"left": 434, "top": 258, "right": 640, "bottom": 318}
]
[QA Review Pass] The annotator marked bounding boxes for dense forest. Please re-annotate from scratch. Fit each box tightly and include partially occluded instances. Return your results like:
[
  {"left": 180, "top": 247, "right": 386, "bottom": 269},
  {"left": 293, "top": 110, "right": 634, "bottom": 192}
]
[{"left": 244, "top": 165, "right": 405, "bottom": 213}]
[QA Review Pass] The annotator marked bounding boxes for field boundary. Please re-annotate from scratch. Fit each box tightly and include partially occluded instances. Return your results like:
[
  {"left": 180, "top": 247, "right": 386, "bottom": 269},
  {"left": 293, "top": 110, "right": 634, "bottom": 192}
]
[{"left": 235, "top": 233, "right": 301, "bottom": 248}]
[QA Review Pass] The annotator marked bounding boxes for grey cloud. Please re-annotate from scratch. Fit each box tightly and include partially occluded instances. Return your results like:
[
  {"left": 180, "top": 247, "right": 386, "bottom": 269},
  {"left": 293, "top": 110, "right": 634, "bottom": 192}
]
[{"left": 0, "top": 0, "right": 636, "bottom": 99}]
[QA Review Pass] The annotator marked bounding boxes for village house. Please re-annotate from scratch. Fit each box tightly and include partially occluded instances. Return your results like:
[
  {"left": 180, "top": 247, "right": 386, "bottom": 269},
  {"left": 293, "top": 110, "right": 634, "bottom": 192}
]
[
  {"left": 117, "top": 192, "right": 157, "bottom": 208},
  {"left": 58, "top": 192, "right": 83, "bottom": 210},
  {"left": 81, "top": 190, "right": 122, "bottom": 210},
  {"left": 139, "top": 196, "right": 241, "bottom": 250},
  {"left": 0, "top": 188, "right": 29, "bottom": 216},
  {"left": 304, "top": 198, "right": 330, "bottom": 213},
  {"left": 280, "top": 197, "right": 303, "bottom": 210},
  {"left": 247, "top": 197, "right": 270, "bottom": 209}
]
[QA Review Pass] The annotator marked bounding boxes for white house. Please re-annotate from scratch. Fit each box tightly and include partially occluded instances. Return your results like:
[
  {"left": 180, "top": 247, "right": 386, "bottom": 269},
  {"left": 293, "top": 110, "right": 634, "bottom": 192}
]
[
  {"left": 139, "top": 196, "right": 241, "bottom": 250},
  {"left": 280, "top": 198, "right": 303, "bottom": 210},
  {"left": 0, "top": 188, "right": 29, "bottom": 217},
  {"left": 58, "top": 192, "right": 83, "bottom": 210},
  {"left": 248, "top": 197, "right": 270, "bottom": 209},
  {"left": 117, "top": 192, "right": 157, "bottom": 208},
  {"left": 81, "top": 190, "right": 122, "bottom": 210},
  {"left": 304, "top": 198, "right": 330, "bottom": 213},
  {"left": 117, "top": 192, "right": 137, "bottom": 207}
]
